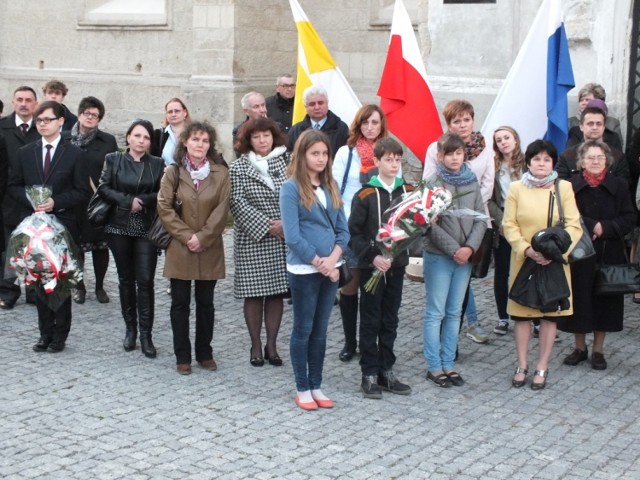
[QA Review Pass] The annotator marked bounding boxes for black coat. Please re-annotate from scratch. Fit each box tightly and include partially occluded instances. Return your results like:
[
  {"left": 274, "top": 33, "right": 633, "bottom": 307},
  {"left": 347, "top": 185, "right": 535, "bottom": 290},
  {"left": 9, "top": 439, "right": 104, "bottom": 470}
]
[
  {"left": 7, "top": 139, "right": 91, "bottom": 240},
  {"left": 0, "top": 113, "right": 41, "bottom": 226},
  {"left": 97, "top": 152, "right": 165, "bottom": 230},
  {"left": 151, "top": 128, "right": 169, "bottom": 158},
  {"left": 288, "top": 110, "right": 348, "bottom": 159},
  {"left": 558, "top": 173, "right": 635, "bottom": 333},
  {"left": 265, "top": 93, "right": 294, "bottom": 131}
]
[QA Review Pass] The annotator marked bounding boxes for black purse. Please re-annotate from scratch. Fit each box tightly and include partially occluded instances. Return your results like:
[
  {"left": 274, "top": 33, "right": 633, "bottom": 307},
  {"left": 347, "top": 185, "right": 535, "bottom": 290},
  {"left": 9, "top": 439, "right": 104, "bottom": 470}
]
[
  {"left": 87, "top": 154, "right": 122, "bottom": 227},
  {"left": 554, "top": 180, "right": 596, "bottom": 263},
  {"left": 471, "top": 228, "right": 494, "bottom": 279},
  {"left": 593, "top": 234, "right": 640, "bottom": 295},
  {"left": 148, "top": 165, "right": 182, "bottom": 250}
]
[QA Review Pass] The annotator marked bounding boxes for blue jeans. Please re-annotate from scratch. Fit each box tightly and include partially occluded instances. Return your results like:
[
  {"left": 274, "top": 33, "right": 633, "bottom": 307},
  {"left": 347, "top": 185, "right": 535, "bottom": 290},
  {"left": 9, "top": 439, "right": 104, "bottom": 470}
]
[
  {"left": 423, "top": 252, "right": 472, "bottom": 372},
  {"left": 288, "top": 272, "right": 339, "bottom": 392},
  {"left": 465, "top": 287, "right": 478, "bottom": 326}
]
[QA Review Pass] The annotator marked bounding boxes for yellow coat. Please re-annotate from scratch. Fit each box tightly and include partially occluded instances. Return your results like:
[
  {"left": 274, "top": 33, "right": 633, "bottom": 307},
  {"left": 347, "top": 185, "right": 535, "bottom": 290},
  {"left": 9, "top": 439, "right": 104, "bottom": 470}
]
[{"left": 503, "top": 179, "right": 582, "bottom": 317}]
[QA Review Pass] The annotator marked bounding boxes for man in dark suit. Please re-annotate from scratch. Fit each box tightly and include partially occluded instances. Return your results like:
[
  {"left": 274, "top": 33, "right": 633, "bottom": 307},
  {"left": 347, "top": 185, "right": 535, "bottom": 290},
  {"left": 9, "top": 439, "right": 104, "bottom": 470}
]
[
  {"left": 0, "top": 86, "right": 40, "bottom": 309},
  {"left": 7, "top": 101, "right": 90, "bottom": 352}
]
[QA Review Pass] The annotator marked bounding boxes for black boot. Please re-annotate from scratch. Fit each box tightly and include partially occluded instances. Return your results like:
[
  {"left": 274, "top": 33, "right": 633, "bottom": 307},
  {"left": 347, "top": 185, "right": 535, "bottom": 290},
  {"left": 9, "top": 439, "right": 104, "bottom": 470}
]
[
  {"left": 119, "top": 281, "right": 137, "bottom": 352},
  {"left": 138, "top": 284, "right": 156, "bottom": 358},
  {"left": 361, "top": 375, "right": 382, "bottom": 399},
  {"left": 377, "top": 370, "right": 412, "bottom": 395},
  {"left": 339, "top": 294, "right": 358, "bottom": 361}
]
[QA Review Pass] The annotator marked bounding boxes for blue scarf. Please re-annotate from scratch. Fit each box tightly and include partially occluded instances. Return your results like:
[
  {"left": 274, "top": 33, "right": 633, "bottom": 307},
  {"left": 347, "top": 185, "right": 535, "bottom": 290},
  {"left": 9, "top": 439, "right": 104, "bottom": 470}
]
[{"left": 436, "top": 162, "right": 477, "bottom": 186}]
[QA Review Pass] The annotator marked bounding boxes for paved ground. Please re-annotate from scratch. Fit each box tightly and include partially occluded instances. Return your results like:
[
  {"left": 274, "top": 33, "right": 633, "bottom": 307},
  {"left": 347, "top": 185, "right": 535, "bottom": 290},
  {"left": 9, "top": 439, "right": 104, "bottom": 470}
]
[{"left": 2, "top": 229, "right": 640, "bottom": 479}]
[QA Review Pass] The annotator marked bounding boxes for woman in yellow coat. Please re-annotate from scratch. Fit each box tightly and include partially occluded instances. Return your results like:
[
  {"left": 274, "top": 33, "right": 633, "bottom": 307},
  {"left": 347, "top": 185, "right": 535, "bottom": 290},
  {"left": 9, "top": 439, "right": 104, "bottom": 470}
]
[{"left": 503, "top": 139, "right": 582, "bottom": 390}]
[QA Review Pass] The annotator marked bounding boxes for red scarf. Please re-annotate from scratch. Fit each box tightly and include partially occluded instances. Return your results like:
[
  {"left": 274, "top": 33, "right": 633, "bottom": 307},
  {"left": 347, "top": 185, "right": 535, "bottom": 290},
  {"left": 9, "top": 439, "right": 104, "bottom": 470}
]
[
  {"left": 356, "top": 137, "right": 376, "bottom": 174},
  {"left": 582, "top": 169, "right": 607, "bottom": 187}
]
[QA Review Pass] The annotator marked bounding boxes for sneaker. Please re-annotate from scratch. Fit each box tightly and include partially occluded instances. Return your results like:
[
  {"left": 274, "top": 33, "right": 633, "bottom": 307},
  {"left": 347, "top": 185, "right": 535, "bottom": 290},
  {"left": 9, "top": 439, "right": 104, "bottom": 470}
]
[
  {"left": 466, "top": 325, "right": 489, "bottom": 344},
  {"left": 493, "top": 320, "right": 509, "bottom": 335}
]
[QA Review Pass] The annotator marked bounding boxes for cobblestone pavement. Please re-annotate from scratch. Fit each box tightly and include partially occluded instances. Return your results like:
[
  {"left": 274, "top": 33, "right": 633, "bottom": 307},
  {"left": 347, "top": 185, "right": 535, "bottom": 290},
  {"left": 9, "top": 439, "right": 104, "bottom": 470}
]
[{"left": 2, "top": 229, "right": 640, "bottom": 479}]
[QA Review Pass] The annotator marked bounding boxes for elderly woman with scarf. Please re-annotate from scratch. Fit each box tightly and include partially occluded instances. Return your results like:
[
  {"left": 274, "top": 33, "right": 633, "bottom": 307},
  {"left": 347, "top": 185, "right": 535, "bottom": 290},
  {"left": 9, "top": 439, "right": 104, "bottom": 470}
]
[
  {"left": 71, "top": 96, "right": 118, "bottom": 305},
  {"left": 332, "top": 104, "right": 389, "bottom": 362},
  {"left": 503, "top": 140, "right": 582, "bottom": 390},
  {"left": 557, "top": 140, "right": 634, "bottom": 370},
  {"left": 157, "top": 121, "right": 230, "bottom": 375},
  {"left": 231, "top": 117, "right": 289, "bottom": 367}
]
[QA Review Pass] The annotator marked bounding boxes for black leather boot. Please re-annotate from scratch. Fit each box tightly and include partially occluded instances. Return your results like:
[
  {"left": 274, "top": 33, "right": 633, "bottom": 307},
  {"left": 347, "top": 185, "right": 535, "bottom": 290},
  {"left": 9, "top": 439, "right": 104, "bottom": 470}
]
[
  {"left": 339, "top": 294, "right": 358, "bottom": 361},
  {"left": 119, "top": 281, "right": 137, "bottom": 352},
  {"left": 138, "top": 285, "right": 156, "bottom": 358}
]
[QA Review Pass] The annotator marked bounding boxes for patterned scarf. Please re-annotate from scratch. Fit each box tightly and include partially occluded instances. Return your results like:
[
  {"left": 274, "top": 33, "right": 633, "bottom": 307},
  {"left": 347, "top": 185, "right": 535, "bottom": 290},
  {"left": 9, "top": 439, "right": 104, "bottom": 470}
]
[
  {"left": 183, "top": 154, "right": 211, "bottom": 190},
  {"left": 521, "top": 170, "right": 558, "bottom": 189},
  {"left": 70, "top": 123, "right": 98, "bottom": 148},
  {"left": 583, "top": 169, "right": 607, "bottom": 187},
  {"left": 356, "top": 136, "right": 376, "bottom": 174},
  {"left": 465, "top": 131, "right": 485, "bottom": 161},
  {"left": 436, "top": 162, "right": 477, "bottom": 186}
]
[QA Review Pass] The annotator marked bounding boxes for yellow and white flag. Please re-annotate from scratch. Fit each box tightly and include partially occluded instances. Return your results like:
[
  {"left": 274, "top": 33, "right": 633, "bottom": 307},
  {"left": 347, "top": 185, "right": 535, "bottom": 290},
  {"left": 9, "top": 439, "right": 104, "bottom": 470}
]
[{"left": 289, "top": 0, "right": 361, "bottom": 125}]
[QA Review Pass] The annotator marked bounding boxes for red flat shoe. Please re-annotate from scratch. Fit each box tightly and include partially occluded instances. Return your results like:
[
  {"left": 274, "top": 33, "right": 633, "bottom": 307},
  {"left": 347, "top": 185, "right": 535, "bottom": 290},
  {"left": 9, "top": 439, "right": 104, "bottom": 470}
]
[
  {"left": 313, "top": 398, "right": 335, "bottom": 409},
  {"left": 294, "top": 396, "right": 318, "bottom": 411}
]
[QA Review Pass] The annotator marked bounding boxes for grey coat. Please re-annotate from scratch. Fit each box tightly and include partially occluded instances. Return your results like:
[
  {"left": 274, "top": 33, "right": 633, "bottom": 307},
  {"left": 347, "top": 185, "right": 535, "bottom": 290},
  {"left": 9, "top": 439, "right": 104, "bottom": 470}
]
[{"left": 423, "top": 180, "right": 487, "bottom": 257}]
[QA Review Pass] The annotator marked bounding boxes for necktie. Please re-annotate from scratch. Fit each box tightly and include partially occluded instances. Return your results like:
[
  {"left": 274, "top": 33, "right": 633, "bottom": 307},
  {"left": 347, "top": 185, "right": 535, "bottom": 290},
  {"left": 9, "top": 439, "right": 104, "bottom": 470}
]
[
  {"left": 20, "top": 123, "right": 28, "bottom": 136},
  {"left": 314, "top": 123, "right": 321, "bottom": 130},
  {"left": 44, "top": 145, "right": 52, "bottom": 176}
]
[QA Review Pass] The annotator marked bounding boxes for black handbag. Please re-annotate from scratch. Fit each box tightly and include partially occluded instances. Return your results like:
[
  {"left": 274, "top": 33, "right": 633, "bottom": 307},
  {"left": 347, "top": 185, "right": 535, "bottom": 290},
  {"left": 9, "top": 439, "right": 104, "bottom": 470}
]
[
  {"left": 338, "top": 262, "right": 353, "bottom": 287},
  {"left": 554, "top": 180, "right": 596, "bottom": 263},
  {"left": 148, "top": 165, "right": 182, "bottom": 250},
  {"left": 593, "top": 236, "right": 640, "bottom": 295},
  {"left": 471, "top": 228, "right": 494, "bottom": 279},
  {"left": 87, "top": 191, "right": 111, "bottom": 227}
]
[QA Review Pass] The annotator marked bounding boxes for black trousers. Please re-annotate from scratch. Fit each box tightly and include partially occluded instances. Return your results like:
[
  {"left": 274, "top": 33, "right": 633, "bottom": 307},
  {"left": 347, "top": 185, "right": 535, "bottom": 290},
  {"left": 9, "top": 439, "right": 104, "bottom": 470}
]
[
  {"left": 170, "top": 279, "right": 217, "bottom": 364},
  {"left": 358, "top": 267, "right": 404, "bottom": 376},
  {"left": 493, "top": 234, "right": 512, "bottom": 320},
  {"left": 36, "top": 292, "right": 72, "bottom": 341}
]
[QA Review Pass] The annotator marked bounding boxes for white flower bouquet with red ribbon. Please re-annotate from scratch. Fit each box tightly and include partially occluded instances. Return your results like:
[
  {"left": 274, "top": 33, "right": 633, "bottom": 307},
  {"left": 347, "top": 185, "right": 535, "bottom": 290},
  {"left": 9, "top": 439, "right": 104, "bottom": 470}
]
[
  {"left": 6, "top": 186, "right": 82, "bottom": 310},
  {"left": 364, "top": 181, "right": 453, "bottom": 293}
]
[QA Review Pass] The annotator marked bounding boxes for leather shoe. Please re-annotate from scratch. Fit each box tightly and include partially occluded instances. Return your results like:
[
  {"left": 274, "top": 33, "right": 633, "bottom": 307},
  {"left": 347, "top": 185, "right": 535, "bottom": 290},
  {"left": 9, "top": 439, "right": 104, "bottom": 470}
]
[
  {"left": 198, "top": 359, "right": 218, "bottom": 371},
  {"left": 563, "top": 347, "right": 588, "bottom": 366},
  {"left": 48, "top": 340, "right": 66, "bottom": 352},
  {"left": 73, "top": 289, "right": 86, "bottom": 304},
  {"left": 338, "top": 344, "right": 356, "bottom": 362},
  {"left": 294, "top": 396, "right": 318, "bottom": 411},
  {"left": 176, "top": 364, "right": 192, "bottom": 375},
  {"left": 531, "top": 369, "right": 548, "bottom": 390},
  {"left": 95, "top": 289, "right": 109, "bottom": 303},
  {"left": 377, "top": 370, "right": 412, "bottom": 394},
  {"left": 0, "top": 299, "right": 15, "bottom": 310},
  {"left": 591, "top": 352, "right": 607, "bottom": 370},
  {"left": 33, "top": 336, "right": 52, "bottom": 352},
  {"left": 264, "top": 347, "right": 283, "bottom": 366}
]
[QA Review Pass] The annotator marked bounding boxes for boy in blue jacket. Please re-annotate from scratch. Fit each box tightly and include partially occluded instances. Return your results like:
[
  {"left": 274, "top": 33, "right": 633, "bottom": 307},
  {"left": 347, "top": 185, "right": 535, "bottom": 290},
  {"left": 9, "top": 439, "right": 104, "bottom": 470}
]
[{"left": 348, "top": 137, "right": 412, "bottom": 399}]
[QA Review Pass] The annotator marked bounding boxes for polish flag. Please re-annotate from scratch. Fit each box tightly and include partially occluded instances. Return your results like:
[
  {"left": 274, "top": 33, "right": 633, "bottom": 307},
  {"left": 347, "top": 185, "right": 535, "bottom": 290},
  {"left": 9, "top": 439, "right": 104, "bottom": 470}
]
[{"left": 377, "top": 0, "right": 442, "bottom": 163}]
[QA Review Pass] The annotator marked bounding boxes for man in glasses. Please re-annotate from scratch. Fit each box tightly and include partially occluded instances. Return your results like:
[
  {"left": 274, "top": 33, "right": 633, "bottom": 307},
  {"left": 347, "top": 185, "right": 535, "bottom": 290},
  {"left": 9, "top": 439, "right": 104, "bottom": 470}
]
[
  {"left": 0, "top": 86, "right": 41, "bottom": 309},
  {"left": 266, "top": 74, "right": 296, "bottom": 132},
  {"left": 7, "top": 100, "right": 90, "bottom": 352},
  {"left": 42, "top": 80, "right": 77, "bottom": 132}
]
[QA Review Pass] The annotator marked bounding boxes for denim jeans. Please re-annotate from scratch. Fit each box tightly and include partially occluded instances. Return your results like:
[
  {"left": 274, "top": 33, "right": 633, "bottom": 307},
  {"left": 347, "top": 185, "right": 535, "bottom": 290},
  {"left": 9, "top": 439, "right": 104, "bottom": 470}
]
[
  {"left": 288, "top": 272, "right": 339, "bottom": 392},
  {"left": 423, "top": 251, "right": 472, "bottom": 372},
  {"left": 463, "top": 286, "right": 478, "bottom": 326}
]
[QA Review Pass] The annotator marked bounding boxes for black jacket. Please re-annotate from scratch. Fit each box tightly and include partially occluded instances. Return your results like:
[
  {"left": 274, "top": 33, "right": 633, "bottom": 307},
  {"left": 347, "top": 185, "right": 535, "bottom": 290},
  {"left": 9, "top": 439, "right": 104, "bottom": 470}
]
[
  {"left": 265, "top": 93, "right": 294, "bottom": 131},
  {"left": 61, "top": 104, "right": 78, "bottom": 132},
  {"left": 288, "top": 110, "right": 348, "bottom": 159},
  {"left": 97, "top": 151, "right": 165, "bottom": 229},
  {"left": 348, "top": 179, "right": 414, "bottom": 269},
  {"left": 151, "top": 128, "right": 169, "bottom": 158}
]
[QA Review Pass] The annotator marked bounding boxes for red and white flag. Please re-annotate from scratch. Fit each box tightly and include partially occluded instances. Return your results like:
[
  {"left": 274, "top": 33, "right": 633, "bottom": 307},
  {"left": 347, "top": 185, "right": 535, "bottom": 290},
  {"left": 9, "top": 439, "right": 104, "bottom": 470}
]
[{"left": 377, "top": 0, "right": 442, "bottom": 163}]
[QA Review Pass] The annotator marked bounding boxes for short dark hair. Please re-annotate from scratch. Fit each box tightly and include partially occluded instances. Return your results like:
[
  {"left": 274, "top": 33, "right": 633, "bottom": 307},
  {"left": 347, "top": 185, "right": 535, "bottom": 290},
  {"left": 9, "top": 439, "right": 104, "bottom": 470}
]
[
  {"left": 13, "top": 86, "right": 37, "bottom": 100},
  {"left": 581, "top": 106, "right": 606, "bottom": 122},
  {"left": 234, "top": 117, "right": 288, "bottom": 155},
  {"left": 78, "top": 96, "right": 106, "bottom": 120},
  {"left": 42, "top": 80, "right": 68, "bottom": 96},
  {"left": 34, "top": 101, "right": 65, "bottom": 120},
  {"left": 524, "top": 139, "right": 558, "bottom": 167},
  {"left": 437, "top": 132, "right": 466, "bottom": 156},
  {"left": 125, "top": 119, "right": 154, "bottom": 145},
  {"left": 374, "top": 137, "right": 403, "bottom": 159}
]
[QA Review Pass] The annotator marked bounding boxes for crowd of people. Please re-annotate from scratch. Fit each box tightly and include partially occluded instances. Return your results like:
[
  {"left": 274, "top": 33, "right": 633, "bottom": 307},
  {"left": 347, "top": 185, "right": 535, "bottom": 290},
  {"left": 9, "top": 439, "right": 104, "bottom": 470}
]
[{"left": 0, "top": 76, "right": 639, "bottom": 410}]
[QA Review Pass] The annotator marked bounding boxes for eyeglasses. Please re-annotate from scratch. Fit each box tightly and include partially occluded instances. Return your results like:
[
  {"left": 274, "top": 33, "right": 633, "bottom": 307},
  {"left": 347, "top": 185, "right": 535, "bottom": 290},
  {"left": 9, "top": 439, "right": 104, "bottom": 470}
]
[
  {"left": 81, "top": 111, "right": 100, "bottom": 120},
  {"left": 585, "top": 155, "right": 607, "bottom": 162},
  {"left": 35, "top": 117, "right": 59, "bottom": 126},
  {"left": 278, "top": 84, "right": 296, "bottom": 89},
  {"left": 166, "top": 109, "right": 184, "bottom": 115}
]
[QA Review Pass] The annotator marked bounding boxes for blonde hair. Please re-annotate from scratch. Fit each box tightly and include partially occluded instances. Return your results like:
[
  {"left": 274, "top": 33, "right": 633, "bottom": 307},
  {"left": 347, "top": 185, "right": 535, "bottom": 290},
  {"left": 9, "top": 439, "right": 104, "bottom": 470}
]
[
  {"left": 493, "top": 126, "right": 525, "bottom": 181},
  {"left": 287, "top": 130, "right": 343, "bottom": 210}
]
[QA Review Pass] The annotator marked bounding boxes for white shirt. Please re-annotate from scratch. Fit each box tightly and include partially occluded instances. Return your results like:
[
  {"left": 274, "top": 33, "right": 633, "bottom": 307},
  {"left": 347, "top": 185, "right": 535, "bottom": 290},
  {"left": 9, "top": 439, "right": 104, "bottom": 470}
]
[
  {"left": 15, "top": 116, "right": 33, "bottom": 129},
  {"left": 161, "top": 126, "right": 178, "bottom": 166},
  {"left": 42, "top": 135, "right": 62, "bottom": 168}
]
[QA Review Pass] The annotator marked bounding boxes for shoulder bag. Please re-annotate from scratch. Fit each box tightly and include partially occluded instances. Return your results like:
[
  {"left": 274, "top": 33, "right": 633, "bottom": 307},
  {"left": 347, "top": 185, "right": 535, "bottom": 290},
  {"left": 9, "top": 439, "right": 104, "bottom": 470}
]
[
  {"left": 593, "top": 231, "right": 640, "bottom": 295},
  {"left": 554, "top": 180, "right": 596, "bottom": 263},
  {"left": 148, "top": 165, "right": 182, "bottom": 250},
  {"left": 87, "top": 153, "right": 122, "bottom": 227}
]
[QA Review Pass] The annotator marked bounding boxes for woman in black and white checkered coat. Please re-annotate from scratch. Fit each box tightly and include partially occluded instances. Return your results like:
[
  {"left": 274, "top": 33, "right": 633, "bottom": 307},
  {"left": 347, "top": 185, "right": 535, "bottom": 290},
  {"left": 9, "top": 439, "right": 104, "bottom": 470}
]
[{"left": 231, "top": 117, "right": 290, "bottom": 367}]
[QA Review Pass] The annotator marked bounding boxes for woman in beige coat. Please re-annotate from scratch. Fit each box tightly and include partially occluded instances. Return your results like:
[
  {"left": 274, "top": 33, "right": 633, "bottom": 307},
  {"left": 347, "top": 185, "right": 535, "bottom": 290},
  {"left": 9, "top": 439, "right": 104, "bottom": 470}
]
[
  {"left": 503, "top": 140, "right": 581, "bottom": 390},
  {"left": 157, "top": 121, "right": 230, "bottom": 375}
]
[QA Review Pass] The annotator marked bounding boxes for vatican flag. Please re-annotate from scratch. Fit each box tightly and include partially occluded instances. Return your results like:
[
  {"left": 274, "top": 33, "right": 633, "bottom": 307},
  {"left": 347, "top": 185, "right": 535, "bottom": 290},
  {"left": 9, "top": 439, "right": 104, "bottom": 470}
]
[{"left": 289, "top": 0, "right": 361, "bottom": 125}]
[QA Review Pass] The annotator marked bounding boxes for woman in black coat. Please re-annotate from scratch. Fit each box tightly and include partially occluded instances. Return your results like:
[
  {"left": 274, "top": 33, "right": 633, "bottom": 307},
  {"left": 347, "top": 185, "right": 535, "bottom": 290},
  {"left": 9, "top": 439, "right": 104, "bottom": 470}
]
[
  {"left": 70, "top": 96, "right": 118, "bottom": 305},
  {"left": 558, "top": 140, "right": 635, "bottom": 370}
]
